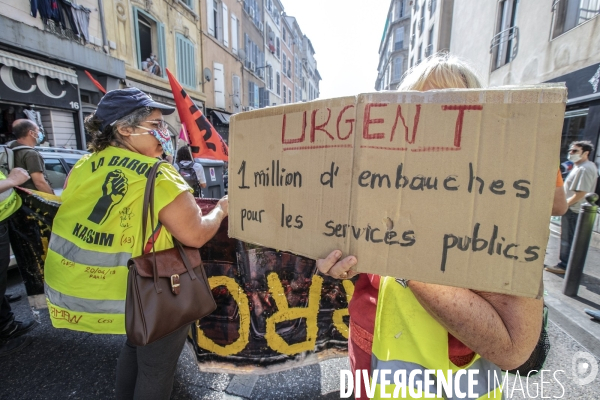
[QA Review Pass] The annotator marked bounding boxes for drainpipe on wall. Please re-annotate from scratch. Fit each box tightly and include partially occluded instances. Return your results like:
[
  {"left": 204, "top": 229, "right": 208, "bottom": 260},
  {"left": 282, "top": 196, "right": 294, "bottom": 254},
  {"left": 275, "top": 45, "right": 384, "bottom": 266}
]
[{"left": 98, "top": 0, "right": 109, "bottom": 54}]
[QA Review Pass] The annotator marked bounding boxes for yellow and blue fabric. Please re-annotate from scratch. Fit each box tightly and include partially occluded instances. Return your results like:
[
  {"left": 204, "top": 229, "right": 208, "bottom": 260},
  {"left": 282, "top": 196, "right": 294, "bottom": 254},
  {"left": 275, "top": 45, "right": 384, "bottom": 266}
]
[
  {"left": 44, "top": 146, "right": 191, "bottom": 334},
  {"left": 370, "top": 277, "right": 504, "bottom": 399}
]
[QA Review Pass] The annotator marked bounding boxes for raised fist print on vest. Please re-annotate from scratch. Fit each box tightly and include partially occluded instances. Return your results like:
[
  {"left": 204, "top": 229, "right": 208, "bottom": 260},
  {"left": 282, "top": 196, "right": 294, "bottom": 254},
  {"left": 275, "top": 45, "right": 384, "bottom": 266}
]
[{"left": 88, "top": 170, "right": 129, "bottom": 224}]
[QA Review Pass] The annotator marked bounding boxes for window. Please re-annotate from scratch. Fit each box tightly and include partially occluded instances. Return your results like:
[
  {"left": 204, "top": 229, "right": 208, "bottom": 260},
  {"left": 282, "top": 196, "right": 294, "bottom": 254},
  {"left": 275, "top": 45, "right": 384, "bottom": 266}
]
[
  {"left": 233, "top": 75, "right": 241, "bottom": 112},
  {"left": 393, "top": 56, "right": 403, "bottom": 81},
  {"left": 426, "top": 25, "right": 434, "bottom": 56},
  {"left": 176, "top": 34, "right": 196, "bottom": 88},
  {"left": 288, "top": 87, "right": 292, "bottom": 103},
  {"left": 181, "top": 0, "right": 194, "bottom": 9},
  {"left": 276, "top": 37, "right": 281, "bottom": 59},
  {"left": 491, "top": 0, "right": 519, "bottom": 70},
  {"left": 295, "top": 84, "right": 302, "bottom": 102},
  {"left": 283, "top": 84, "right": 287, "bottom": 103},
  {"left": 134, "top": 8, "right": 166, "bottom": 77},
  {"left": 429, "top": 0, "right": 437, "bottom": 16},
  {"left": 282, "top": 53, "right": 287, "bottom": 75},
  {"left": 276, "top": 72, "right": 280, "bottom": 95},
  {"left": 417, "top": 44, "right": 422, "bottom": 64},
  {"left": 287, "top": 59, "right": 292, "bottom": 78},
  {"left": 244, "top": 33, "right": 265, "bottom": 73},
  {"left": 248, "top": 81, "right": 259, "bottom": 108},
  {"left": 410, "top": 56, "right": 414, "bottom": 67},
  {"left": 295, "top": 57, "right": 301, "bottom": 77},
  {"left": 396, "top": 0, "right": 406, "bottom": 19},
  {"left": 552, "top": 0, "right": 600, "bottom": 38},
  {"left": 559, "top": 109, "right": 589, "bottom": 164},
  {"left": 282, "top": 28, "right": 287, "bottom": 44},
  {"left": 266, "top": 65, "right": 273, "bottom": 90},
  {"left": 394, "top": 27, "right": 404, "bottom": 51},
  {"left": 44, "top": 158, "right": 67, "bottom": 191}
]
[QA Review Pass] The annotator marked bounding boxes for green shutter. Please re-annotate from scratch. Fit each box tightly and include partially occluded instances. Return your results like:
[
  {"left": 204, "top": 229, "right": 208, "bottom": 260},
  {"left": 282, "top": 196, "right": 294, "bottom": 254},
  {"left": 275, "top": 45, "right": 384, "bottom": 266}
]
[
  {"left": 158, "top": 22, "right": 166, "bottom": 77},
  {"left": 133, "top": 8, "right": 141, "bottom": 69}
]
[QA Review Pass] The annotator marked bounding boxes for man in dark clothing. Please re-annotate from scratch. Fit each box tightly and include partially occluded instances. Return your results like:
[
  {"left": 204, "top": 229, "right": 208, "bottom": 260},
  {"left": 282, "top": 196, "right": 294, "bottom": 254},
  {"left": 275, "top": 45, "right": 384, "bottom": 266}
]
[{"left": 9, "top": 120, "right": 53, "bottom": 194}]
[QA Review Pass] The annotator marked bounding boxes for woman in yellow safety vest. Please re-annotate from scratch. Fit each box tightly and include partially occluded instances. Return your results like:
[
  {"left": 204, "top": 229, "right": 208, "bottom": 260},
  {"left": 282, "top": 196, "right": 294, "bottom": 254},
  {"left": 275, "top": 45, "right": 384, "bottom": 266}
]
[
  {"left": 317, "top": 54, "right": 543, "bottom": 399},
  {"left": 44, "top": 88, "right": 228, "bottom": 400}
]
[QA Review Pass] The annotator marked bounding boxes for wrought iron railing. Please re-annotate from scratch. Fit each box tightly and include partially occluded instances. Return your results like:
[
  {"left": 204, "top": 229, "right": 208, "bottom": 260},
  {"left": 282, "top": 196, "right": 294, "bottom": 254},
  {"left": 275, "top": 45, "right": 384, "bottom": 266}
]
[
  {"left": 489, "top": 26, "right": 519, "bottom": 68},
  {"left": 43, "top": 19, "right": 85, "bottom": 46}
]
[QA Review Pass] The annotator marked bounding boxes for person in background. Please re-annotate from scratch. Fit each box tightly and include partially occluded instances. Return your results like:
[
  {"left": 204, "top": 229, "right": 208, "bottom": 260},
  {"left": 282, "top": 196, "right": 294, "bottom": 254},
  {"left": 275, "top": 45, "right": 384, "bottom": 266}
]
[
  {"left": 0, "top": 167, "right": 38, "bottom": 357},
  {"left": 317, "top": 54, "right": 543, "bottom": 399},
  {"left": 174, "top": 145, "right": 207, "bottom": 198},
  {"left": 545, "top": 140, "right": 598, "bottom": 274},
  {"left": 9, "top": 120, "right": 54, "bottom": 194},
  {"left": 43, "top": 88, "right": 228, "bottom": 399}
]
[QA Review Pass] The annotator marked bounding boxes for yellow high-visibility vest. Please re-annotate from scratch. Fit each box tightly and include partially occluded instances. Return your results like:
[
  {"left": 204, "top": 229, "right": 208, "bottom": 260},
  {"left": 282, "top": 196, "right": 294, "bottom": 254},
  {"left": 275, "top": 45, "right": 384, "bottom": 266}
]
[
  {"left": 369, "top": 277, "right": 504, "bottom": 399},
  {"left": 44, "top": 146, "right": 191, "bottom": 334},
  {"left": 0, "top": 171, "right": 22, "bottom": 221}
]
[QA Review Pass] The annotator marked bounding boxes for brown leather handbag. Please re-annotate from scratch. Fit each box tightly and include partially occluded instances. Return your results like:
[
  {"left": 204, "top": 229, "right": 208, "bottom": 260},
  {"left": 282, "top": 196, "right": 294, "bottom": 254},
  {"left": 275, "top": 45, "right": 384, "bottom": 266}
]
[{"left": 125, "top": 161, "right": 216, "bottom": 346}]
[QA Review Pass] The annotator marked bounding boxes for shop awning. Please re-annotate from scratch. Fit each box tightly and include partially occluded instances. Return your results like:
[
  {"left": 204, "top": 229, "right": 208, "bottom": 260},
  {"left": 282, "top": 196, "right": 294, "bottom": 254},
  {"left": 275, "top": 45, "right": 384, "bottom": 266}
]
[
  {"left": 0, "top": 49, "right": 78, "bottom": 85},
  {"left": 212, "top": 110, "right": 230, "bottom": 124}
]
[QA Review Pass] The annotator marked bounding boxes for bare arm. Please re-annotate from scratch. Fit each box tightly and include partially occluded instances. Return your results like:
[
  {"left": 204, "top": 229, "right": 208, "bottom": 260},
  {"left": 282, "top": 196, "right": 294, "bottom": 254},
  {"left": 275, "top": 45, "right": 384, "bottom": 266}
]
[
  {"left": 0, "top": 168, "right": 29, "bottom": 193},
  {"left": 552, "top": 186, "right": 568, "bottom": 216},
  {"left": 567, "top": 190, "right": 587, "bottom": 207},
  {"left": 30, "top": 171, "right": 54, "bottom": 194},
  {"left": 159, "top": 192, "right": 228, "bottom": 248},
  {"left": 408, "top": 281, "right": 543, "bottom": 370}
]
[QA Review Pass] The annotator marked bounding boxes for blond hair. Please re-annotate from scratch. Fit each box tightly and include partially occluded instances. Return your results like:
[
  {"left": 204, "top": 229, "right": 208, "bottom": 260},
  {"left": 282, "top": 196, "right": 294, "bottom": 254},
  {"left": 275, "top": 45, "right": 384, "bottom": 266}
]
[{"left": 398, "top": 52, "right": 482, "bottom": 91}]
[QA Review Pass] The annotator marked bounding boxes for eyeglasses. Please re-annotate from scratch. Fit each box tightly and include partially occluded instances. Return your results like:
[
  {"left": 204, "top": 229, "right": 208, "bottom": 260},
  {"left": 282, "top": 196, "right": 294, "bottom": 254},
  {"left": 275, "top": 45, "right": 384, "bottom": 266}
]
[{"left": 142, "top": 120, "right": 168, "bottom": 130}]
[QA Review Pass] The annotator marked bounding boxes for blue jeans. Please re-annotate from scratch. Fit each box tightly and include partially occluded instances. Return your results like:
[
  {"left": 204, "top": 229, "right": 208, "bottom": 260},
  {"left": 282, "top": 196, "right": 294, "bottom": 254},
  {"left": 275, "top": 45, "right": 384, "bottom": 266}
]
[{"left": 558, "top": 209, "right": 579, "bottom": 269}]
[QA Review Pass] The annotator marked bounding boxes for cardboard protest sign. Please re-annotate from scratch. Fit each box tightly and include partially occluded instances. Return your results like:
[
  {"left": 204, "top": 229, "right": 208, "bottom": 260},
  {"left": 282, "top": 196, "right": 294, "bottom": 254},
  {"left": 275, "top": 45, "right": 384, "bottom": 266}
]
[{"left": 229, "top": 86, "right": 566, "bottom": 297}]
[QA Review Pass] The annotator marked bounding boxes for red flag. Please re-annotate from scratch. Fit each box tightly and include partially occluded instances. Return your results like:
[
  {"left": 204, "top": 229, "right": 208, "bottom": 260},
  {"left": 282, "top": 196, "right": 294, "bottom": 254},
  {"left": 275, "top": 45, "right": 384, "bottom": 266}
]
[
  {"left": 84, "top": 70, "right": 107, "bottom": 94},
  {"left": 166, "top": 69, "right": 228, "bottom": 161}
]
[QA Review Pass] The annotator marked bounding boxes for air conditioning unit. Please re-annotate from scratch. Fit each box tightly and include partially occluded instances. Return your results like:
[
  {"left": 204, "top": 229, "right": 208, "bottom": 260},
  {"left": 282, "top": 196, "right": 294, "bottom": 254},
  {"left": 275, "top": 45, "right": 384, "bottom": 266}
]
[
  {"left": 258, "top": 21, "right": 264, "bottom": 31},
  {"left": 249, "top": 8, "right": 255, "bottom": 19},
  {"left": 257, "top": 68, "right": 264, "bottom": 79},
  {"left": 250, "top": 61, "right": 256, "bottom": 72}
]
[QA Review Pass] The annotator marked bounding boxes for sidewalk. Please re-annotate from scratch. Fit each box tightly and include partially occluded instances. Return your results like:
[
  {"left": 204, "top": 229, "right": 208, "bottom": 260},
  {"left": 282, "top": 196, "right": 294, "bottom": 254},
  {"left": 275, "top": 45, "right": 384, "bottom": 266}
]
[{"left": 543, "top": 220, "right": 600, "bottom": 358}]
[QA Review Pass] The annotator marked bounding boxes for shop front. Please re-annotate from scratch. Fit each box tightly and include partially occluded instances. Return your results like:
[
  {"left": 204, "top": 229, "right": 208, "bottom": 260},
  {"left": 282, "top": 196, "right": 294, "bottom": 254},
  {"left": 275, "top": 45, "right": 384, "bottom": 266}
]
[
  {"left": 547, "top": 62, "right": 600, "bottom": 168},
  {"left": 207, "top": 109, "right": 231, "bottom": 145},
  {"left": 0, "top": 49, "right": 83, "bottom": 149}
]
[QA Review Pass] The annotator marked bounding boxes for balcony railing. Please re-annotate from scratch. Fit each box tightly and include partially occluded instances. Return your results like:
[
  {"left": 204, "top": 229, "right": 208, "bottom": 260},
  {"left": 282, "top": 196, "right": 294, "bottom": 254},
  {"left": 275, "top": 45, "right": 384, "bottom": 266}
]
[
  {"left": 490, "top": 26, "right": 519, "bottom": 69},
  {"left": 43, "top": 19, "right": 85, "bottom": 46}
]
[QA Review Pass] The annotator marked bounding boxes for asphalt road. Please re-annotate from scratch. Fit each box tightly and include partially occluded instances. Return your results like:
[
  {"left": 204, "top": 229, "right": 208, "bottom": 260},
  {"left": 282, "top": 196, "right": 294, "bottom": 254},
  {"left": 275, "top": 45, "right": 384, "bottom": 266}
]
[{"left": 2, "top": 273, "right": 600, "bottom": 399}]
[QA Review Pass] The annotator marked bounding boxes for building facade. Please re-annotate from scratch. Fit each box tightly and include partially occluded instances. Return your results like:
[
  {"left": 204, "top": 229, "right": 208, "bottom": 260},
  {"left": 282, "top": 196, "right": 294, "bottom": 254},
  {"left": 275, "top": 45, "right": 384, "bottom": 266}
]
[
  {"left": 375, "top": 0, "right": 411, "bottom": 91},
  {"left": 0, "top": 0, "right": 125, "bottom": 149},
  {"left": 450, "top": 1, "right": 600, "bottom": 168},
  {"left": 408, "top": 0, "right": 454, "bottom": 68},
  {"left": 280, "top": 14, "right": 295, "bottom": 104},
  {"left": 106, "top": 0, "right": 207, "bottom": 133},
  {"left": 200, "top": 0, "right": 244, "bottom": 142}
]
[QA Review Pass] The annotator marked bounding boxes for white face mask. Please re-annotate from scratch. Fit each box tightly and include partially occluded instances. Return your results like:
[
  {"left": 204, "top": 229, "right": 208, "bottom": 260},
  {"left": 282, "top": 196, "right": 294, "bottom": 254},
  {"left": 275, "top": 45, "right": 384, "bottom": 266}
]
[{"left": 568, "top": 152, "right": 582, "bottom": 163}]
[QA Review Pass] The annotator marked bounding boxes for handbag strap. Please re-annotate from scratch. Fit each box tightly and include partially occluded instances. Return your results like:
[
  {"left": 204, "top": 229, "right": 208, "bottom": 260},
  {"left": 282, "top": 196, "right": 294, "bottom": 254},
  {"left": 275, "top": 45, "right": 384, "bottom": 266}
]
[{"left": 141, "top": 161, "right": 199, "bottom": 294}]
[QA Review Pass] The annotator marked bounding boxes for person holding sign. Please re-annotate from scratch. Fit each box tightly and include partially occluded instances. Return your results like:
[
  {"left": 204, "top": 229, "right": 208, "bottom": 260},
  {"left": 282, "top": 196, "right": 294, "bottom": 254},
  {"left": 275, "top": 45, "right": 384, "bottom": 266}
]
[{"left": 317, "top": 54, "right": 543, "bottom": 399}]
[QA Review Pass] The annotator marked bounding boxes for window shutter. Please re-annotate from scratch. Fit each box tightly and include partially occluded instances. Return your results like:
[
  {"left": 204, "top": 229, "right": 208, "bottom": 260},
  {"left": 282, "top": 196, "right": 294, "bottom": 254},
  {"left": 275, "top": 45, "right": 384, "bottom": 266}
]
[
  {"left": 231, "top": 15, "right": 238, "bottom": 54},
  {"left": 222, "top": 3, "right": 229, "bottom": 47},
  {"left": 133, "top": 9, "right": 141, "bottom": 69},
  {"left": 158, "top": 22, "right": 166, "bottom": 77},
  {"left": 207, "top": 0, "right": 215, "bottom": 36}
]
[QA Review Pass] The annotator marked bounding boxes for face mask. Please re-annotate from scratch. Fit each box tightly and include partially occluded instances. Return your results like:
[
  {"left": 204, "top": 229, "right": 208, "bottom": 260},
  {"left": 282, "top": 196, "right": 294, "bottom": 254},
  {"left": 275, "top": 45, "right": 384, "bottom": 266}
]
[
  {"left": 33, "top": 131, "right": 44, "bottom": 145},
  {"left": 133, "top": 125, "right": 174, "bottom": 156},
  {"left": 568, "top": 153, "right": 582, "bottom": 163}
]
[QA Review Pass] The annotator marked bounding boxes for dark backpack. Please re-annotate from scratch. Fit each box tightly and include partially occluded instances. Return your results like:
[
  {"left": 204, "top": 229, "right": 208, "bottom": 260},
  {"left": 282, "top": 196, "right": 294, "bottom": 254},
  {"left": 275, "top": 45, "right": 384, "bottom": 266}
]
[{"left": 177, "top": 162, "right": 201, "bottom": 197}]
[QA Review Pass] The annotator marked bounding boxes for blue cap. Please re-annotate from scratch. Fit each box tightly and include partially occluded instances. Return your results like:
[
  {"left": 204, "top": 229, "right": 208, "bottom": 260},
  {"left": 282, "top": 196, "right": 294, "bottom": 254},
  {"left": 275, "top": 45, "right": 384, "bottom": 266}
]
[{"left": 95, "top": 87, "right": 175, "bottom": 131}]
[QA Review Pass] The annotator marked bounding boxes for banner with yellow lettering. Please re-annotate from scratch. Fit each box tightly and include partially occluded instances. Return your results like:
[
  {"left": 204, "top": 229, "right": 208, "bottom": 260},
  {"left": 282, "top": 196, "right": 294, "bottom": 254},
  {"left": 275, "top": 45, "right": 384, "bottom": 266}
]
[{"left": 12, "top": 191, "right": 354, "bottom": 370}]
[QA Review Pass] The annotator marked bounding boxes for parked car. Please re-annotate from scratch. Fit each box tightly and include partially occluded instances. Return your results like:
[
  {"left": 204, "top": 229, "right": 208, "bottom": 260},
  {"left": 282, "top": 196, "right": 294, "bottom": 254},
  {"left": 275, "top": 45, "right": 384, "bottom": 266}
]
[
  {"left": 3, "top": 145, "right": 88, "bottom": 269},
  {"left": 36, "top": 146, "right": 88, "bottom": 196}
]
